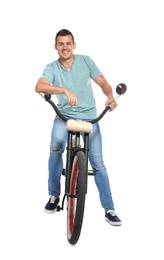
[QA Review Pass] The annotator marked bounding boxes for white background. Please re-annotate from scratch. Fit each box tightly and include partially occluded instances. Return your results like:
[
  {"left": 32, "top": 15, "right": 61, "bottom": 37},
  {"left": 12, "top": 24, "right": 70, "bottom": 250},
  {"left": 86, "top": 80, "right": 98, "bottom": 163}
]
[{"left": 0, "top": 0, "right": 164, "bottom": 259}]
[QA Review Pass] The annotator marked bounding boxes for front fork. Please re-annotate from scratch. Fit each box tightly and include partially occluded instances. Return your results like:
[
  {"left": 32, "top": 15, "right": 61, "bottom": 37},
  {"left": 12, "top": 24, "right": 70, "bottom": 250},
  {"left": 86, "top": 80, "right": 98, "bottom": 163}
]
[
  {"left": 65, "top": 132, "right": 89, "bottom": 193},
  {"left": 58, "top": 132, "right": 89, "bottom": 211}
]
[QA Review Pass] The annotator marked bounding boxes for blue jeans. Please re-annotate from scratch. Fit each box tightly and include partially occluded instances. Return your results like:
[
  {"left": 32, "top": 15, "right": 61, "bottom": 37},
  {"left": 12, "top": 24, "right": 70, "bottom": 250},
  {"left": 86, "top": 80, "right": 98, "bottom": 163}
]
[{"left": 48, "top": 115, "right": 115, "bottom": 212}]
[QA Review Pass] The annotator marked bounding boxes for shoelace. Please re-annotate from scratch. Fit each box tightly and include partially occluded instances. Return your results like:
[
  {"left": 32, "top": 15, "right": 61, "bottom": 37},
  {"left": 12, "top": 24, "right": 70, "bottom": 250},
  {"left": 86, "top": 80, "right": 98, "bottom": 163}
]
[{"left": 107, "top": 210, "right": 116, "bottom": 216}]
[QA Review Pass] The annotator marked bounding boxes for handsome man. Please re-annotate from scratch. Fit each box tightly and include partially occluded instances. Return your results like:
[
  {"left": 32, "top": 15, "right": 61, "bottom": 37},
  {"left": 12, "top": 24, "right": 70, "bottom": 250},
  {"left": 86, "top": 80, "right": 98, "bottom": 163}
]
[{"left": 35, "top": 29, "right": 121, "bottom": 226}]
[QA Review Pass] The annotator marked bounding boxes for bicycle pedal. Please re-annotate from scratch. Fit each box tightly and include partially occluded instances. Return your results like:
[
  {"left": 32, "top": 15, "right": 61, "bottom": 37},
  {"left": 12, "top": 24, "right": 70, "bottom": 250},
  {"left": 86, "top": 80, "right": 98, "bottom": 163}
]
[
  {"left": 88, "top": 170, "right": 96, "bottom": 176},
  {"left": 57, "top": 205, "right": 61, "bottom": 211},
  {"left": 62, "top": 169, "right": 66, "bottom": 176}
]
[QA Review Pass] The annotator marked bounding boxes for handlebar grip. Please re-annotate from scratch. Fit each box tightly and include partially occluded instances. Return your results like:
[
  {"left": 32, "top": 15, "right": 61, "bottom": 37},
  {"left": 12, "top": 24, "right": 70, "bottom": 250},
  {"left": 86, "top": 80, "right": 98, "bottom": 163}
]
[
  {"left": 39, "top": 92, "right": 51, "bottom": 100},
  {"left": 39, "top": 92, "right": 45, "bottom": 98}
]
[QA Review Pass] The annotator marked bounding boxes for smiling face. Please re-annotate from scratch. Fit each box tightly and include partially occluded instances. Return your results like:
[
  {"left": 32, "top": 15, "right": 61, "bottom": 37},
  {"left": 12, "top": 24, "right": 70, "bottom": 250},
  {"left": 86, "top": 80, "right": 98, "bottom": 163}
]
[{"left": 55, "top": 35, "right": 76, "bottom": 61}]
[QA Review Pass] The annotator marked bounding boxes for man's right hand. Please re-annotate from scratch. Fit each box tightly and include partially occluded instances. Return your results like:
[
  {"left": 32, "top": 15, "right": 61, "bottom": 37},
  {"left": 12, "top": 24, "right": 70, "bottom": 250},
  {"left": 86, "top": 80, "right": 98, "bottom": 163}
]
[{"left": 64, "top": 89, "right": 78, "bottom": 107}]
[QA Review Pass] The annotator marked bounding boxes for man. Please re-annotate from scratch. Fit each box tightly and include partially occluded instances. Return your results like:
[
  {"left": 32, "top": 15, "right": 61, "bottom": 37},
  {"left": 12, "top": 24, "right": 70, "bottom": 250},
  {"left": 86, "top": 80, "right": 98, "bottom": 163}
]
[{"left": 35, "top": 29, "right": 121, "bottom": 226}]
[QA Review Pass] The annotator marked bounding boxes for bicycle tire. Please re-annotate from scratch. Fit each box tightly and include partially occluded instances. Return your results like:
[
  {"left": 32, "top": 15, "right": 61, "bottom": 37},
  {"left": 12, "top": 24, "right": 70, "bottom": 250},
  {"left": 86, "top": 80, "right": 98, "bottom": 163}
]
[{"left": 67, "top": 151, "right": 87, "bottom": 245}]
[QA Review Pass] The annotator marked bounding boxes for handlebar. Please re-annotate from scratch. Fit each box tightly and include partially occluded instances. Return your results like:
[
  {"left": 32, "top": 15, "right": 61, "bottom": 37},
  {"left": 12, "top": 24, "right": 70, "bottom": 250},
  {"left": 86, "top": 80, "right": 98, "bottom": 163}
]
[{"left": 39, "top": 92, "right": 110, "bottom": 124}]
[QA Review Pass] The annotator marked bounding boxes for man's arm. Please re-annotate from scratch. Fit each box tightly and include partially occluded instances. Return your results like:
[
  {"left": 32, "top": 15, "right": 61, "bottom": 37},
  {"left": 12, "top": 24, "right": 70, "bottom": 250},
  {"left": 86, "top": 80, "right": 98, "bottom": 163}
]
[
  {"left": 35, "top": 78, "right": 65, "bottom": 95},
  {"left": 94, "top": 75, "right": 117, "bottom": 111},
  {"left": 35, "top": 78, "right": 78, "bottom": 106}
]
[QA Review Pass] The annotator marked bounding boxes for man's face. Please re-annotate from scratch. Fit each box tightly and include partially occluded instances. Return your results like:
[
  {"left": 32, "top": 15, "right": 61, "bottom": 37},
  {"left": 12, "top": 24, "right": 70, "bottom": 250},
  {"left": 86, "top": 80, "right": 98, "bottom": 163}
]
[{"left": 55, "top": 35, "right": 76, "bottom": 60}]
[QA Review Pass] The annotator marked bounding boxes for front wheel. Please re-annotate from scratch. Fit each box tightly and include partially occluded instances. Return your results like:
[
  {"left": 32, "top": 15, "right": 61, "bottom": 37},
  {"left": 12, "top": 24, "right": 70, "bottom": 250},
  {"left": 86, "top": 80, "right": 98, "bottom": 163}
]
[{"left": 67, "top": 151, "right": 87, "bottom": 245}]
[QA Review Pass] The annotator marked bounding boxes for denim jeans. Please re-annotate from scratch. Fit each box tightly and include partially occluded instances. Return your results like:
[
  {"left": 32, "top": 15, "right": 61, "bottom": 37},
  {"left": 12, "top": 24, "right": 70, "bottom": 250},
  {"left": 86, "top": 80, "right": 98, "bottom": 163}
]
[{"left": 48, "top": 115, "right": 114, "bottom": 211}]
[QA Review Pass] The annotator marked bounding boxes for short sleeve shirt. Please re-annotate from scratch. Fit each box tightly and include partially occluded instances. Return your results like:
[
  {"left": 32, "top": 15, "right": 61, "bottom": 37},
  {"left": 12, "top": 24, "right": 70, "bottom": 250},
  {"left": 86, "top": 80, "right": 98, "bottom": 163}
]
[{"left": 41, "top": 54, "right": 102, "bottom": 119}]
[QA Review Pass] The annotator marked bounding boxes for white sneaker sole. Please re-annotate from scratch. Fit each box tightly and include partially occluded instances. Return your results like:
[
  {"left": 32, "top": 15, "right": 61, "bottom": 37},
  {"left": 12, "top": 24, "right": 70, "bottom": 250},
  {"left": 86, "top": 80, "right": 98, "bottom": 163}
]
[
  {"left": 105, "top": 217, "right": 122, "bottom": 226},
  {"left": 44, "top": 208, "right": 57, "bottom": 214}
]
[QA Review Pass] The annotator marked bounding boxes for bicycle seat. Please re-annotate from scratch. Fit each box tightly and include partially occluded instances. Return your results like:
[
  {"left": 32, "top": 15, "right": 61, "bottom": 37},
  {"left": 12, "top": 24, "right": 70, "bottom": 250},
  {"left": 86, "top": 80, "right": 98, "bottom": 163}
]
[{"left": 66, "top": 119, "right": 92, "bottom": 133}]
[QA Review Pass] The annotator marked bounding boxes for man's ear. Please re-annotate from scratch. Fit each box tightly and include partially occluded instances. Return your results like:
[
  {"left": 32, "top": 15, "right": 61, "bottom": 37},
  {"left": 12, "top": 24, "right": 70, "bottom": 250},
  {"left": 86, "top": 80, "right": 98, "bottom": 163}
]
[
  {"left": 54, "top": 44, "right": 57, "bottom": 50},
  {"left": 73, "top": 43, "right": 76, "bottom": 49}
]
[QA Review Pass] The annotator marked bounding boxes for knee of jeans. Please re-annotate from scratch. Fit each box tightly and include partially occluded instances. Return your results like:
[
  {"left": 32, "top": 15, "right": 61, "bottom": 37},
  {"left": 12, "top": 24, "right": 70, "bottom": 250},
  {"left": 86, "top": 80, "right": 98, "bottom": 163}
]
[
  {"left": 93, "top": 165, "right": 106, "bottom": 172},
  {"left": 50, "top": 148, "right": 61, "bottom": 153},
  {"left": 90, "top": 159, "right": 106, "bottom": 172}
]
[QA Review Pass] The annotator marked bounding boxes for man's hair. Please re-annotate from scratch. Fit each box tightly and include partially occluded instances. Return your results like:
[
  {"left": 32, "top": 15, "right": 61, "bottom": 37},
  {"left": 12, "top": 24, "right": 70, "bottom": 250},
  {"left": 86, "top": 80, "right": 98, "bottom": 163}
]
[{"left": 55, "top": 29, "right": 74, "bottom": 44}]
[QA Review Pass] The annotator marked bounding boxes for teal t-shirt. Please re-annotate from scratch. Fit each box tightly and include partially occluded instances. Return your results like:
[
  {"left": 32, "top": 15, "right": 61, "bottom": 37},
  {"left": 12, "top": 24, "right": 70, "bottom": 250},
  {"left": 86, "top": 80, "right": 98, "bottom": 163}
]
[{"left": 41, "top": 54, "right": 102, "bottom": 119}]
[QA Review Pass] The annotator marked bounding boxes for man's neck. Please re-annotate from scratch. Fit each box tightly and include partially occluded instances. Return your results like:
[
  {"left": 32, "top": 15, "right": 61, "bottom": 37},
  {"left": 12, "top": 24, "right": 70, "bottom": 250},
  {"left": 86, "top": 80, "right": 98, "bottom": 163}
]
[{"left": 59, "top": 55, "right": 75, "bottom": 71}]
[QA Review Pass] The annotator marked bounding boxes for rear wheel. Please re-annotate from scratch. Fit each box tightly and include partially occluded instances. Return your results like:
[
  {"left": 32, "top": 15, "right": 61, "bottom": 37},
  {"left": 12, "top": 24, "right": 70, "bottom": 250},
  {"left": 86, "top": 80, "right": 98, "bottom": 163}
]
[{"left": 67, "top": 151, "right": 87, "bottom": 245}]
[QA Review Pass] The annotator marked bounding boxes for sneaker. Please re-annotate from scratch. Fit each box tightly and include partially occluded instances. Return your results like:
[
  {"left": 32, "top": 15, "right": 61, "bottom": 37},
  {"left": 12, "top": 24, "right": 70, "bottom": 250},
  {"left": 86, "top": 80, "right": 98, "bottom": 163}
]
[
  {"left": 105, "top": 210, "right": 122, "bottom": 226},
  {"left": 44, "top": 196, "right": 60, "bottom": 214}
]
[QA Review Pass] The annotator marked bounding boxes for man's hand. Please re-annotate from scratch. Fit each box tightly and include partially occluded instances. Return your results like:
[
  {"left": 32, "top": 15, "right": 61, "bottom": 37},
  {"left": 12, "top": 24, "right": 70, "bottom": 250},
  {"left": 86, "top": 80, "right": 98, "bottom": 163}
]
[
  {"left": 105, "top": 99, "right": 117, "bottom": 111},
  {"left": 64, "top": 89, "right": 78, "bottom": 107}
]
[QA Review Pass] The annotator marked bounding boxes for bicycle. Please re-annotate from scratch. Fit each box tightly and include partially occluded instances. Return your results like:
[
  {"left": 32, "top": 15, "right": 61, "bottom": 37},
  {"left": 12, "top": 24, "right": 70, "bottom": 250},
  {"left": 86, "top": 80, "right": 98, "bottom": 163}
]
[{"left": 39, "top": 83, "right": 127, "bottom": 245}]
